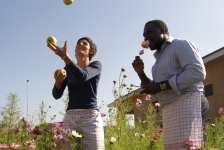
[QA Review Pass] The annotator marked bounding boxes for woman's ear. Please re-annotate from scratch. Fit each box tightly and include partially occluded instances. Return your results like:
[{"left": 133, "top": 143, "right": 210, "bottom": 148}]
[{"left": 89, "top": 50, "right": 94, "bottom": 55}]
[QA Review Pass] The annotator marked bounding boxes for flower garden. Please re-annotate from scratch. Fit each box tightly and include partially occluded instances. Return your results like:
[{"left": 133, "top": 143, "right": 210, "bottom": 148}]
[{"left": 0, "top": 69, "right": 223, "bottom": 150}]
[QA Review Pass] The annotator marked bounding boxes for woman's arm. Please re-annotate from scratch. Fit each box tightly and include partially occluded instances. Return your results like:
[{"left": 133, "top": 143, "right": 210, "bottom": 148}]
[{"left": 66, "top": 61, "right": 102, "bottom": 82}]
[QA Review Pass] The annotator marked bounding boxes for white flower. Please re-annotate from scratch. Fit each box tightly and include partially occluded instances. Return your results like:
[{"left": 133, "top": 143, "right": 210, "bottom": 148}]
[
  {"left": 145, "top": 40, "right": 150, "bottom": 46},
  {"left": 141, "top": 134, "right": 145, "bottom": 137},
  {"left": 71, "top": 130, "right": 82, "bottom": 138},
  {"left": 110, "top": 137, "right": 116, "bottom": 143},
  {"left": 64, "top": 129, "right": 71, "bottom": 134},
  {"left": 211, "top": 123, "right": 216, "bottom": 127},
  {"left": 135, "top": 132, "right": 139, "bottom": 136}
]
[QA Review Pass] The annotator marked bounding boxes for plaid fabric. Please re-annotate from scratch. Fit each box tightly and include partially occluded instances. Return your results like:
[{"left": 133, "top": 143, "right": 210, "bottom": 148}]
[
  {"left": 63, "top": 109, "right": 105, "bottom": 150},
  {"left": 163, "top": 92, "right": 203, "bottom": 150}
]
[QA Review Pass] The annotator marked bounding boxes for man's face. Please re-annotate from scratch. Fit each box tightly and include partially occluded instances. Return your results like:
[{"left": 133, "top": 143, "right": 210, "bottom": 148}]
[{"left": 143, "top": 23, "right": 162, "bottom": 50}]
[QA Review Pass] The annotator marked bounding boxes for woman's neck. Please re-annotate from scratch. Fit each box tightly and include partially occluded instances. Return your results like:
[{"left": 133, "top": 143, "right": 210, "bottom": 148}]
[{"left": 77, "top": 57, "right": 90, "bottom": 69}]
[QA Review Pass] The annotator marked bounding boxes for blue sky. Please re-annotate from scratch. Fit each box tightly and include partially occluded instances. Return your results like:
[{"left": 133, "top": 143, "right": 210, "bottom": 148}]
[{"left": 0, "top": 0, "right": 224, "bottom": 124}]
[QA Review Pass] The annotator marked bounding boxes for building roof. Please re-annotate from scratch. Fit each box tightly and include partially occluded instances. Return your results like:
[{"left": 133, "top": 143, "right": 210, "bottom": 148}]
[
  {"left": 202, "top": 47, "right": 224, "bottom": 63},
  {"left": 107, "top": 88, "right": 145, "bottom": 107}
]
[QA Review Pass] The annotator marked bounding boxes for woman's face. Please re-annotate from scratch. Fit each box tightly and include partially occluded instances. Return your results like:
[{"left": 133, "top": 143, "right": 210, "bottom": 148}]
[{"left": 75, "top": 39, "right": 92, "bottom": 58}]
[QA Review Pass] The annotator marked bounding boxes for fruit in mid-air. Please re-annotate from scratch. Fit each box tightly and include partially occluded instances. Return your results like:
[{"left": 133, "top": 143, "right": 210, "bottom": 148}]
[
  {"left": 46, "top": 36, "right": 57, "bottom": 45},
  {"left": 57, "top": 69, "right": 66, "bottom": 78},
  {"left": 63, "top": 0, "right": 73, "bottom": 5}
]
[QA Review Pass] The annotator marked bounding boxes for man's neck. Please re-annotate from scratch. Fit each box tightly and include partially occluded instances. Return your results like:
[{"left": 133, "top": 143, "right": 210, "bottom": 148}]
[{"left": 157, "top": 35, "right": 169, "bottom": 53}]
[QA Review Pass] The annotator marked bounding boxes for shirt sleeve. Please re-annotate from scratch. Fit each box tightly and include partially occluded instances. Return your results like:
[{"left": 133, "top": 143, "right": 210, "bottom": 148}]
[
  {"left": 52, "top": 71, "right": 68, "bottom": 99},
  {"left": 66, "top": 61, "right": 102, "bottom": 82},
  {"left": 168, "top": 40, "right": 206, "bottom": 94}
]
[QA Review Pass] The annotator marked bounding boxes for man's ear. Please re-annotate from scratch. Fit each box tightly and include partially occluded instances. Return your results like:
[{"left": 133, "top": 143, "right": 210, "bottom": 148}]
[{"left": 160, "top": 27, "right": 166, "bottom": 34}]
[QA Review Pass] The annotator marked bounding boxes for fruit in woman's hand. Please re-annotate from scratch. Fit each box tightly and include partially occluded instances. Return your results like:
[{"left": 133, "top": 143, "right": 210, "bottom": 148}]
[
  {"left": 46, "top": 36, "right": 57, "bottom": 45},
  {"left": 63, "top": 0, "right": 73, "bottom": 5},
  {"left": 57, "top": 69, "right": 66, "bottom": 78}
]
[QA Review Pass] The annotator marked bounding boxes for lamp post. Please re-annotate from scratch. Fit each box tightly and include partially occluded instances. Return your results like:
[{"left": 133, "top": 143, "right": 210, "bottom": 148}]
[{"left": 26, "top": 80, "right": 29, "bottom": 122}]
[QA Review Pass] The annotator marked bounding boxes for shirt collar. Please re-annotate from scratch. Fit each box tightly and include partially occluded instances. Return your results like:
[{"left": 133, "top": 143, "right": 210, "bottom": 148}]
[
  {"left": 153, "top": 36, "right": 174, "bottom": 57},
  {"left": 166, "top": 36, "right": 173, "bottom": 43}
]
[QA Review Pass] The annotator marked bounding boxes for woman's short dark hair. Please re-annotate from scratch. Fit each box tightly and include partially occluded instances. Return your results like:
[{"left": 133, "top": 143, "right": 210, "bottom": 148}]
[
  {"left": 77, "top": 37, "right": 97, "bottom": 61},
  {"left": 145, "top": 20, "right": 169, "bottom": 35}
]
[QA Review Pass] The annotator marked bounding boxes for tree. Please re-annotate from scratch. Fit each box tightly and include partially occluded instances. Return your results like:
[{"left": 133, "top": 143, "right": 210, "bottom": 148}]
[
  {"left": 37, "top": 101, "right": 47, "bottom": 125},
  {"left": 0, "top": 93, "right": 22, "bottom": 132}
]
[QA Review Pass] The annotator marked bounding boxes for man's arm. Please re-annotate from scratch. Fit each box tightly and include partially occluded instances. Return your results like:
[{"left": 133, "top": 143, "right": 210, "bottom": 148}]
[{"left": 167, "top": 40, "right": 206, "bottom": 94}]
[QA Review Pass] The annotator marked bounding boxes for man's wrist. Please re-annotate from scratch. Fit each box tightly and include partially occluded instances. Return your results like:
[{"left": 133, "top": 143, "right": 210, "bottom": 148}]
[
  {"left": 159, "top": 80, "right": 172, "bottom": 91},
  {"left": 159, "top": 81, "right": 167, "bottom": 91}
]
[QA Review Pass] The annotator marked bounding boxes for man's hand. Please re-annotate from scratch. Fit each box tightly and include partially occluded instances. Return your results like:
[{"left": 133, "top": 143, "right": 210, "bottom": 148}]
[
  {"left": 132, "top": 56, "right": 144, "bottom": 74},
  {"left": 140, "top": 82, "right": 161, "bottom": 95}
]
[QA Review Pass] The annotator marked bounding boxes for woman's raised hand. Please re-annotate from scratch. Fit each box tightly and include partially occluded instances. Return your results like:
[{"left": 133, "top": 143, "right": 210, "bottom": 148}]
[{"left": 47, "top": 40, "right": 68, "bottom": 58}]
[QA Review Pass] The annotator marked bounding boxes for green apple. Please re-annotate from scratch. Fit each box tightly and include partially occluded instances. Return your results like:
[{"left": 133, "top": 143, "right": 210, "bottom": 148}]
[
  {"left": 63, "top": 0, "right": 73, "bottom": 5},
  {"left": 57, "top": 69, "right": 66, "bottom": 78},
  {"left": 46, "top": 36, "right": 57, "bottom": 45}
]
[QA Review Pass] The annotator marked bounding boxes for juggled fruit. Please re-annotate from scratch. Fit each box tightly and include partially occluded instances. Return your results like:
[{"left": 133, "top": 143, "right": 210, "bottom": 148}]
[{"left": 46, "top": 36, "right": 57, "bottom": 45}]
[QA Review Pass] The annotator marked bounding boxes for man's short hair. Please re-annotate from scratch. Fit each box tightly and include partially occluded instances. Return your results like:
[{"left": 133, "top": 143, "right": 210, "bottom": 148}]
[{"left": 145, "top": 20, "right": 169, "bottom": 35}]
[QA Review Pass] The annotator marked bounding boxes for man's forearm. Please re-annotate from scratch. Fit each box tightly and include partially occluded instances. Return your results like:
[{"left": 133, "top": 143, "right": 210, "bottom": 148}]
[{"left": 137, "top": 71, "right": 151, "bottom": 85}]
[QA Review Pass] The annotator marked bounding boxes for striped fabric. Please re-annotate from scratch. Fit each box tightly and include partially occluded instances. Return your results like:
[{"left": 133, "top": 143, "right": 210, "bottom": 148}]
[
  {"left": 63, "top": 109, "right": 105, "bottom": 150},
  {"left": 163, "top": 92, "right": 203, "bottom": 150},
  {"left": 150, "top": 36, "right": 206, "bottom": 106}
]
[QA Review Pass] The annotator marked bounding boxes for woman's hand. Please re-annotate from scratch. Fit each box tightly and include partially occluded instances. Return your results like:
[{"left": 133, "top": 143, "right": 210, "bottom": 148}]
[
  {"left": 54, "top": 69, "right": 67, "bottom": 89},
  {"left": 47, "top": 40, "right": 68, "bottom": 58}
]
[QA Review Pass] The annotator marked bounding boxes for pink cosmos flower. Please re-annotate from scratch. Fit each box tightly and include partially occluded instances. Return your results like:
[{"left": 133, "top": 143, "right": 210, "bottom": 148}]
[
  {"left": 25, "top": 140, "right": 36, "bottom": 149},
  {"left": 111, "top": 122, "right": 115, "bottom": 126},
  {"left": 152, "top": 136, "right": 158, "bottom": 141},
  {"left": 145, "top": 94, "right": 151, "bottom": 100},
  {"left": 26, "top": 123, "right": 31, "bottom": 128},
  {"left": 139, "top": 50, "right": 144, "bottom": 55},
  {"left": 32, "top": 128, "right": 41, "bottom": 135},
  {"left": 182, "top": 140, "right": 193, "bottom": 148},
  {"left": 26, "top": 128, "right": 31, "bottom": 133},
  {"left": 156, "top": 129, "right": 163, "bottom": 134},
  {"left": 100, "top": 112, "right": 106, "bottom": 117},
  {"left": 55, "top": 122, "right": 64, "bottom": 128},
  {"left": 218, "top": 108, "right": 223, "bottom": 114},
  {"left": 0, "top": 144, "right": 22, "bottom": 149},
  {"left": 155, "top": 103, "right": 160, "bottom": 107},
  {"left": 54, "top": 134, "right": 63, "bottom": 140},
  {"left": 136, "top": 99, "right": 142, "bottom": 106},
  {"left": 51, "top": 127, "right": 57, "bottom": 132},
  {"left": 142, "top": 120, "right": 146, "bottom": 124},
  {"left": 14, "top": 126, "right": 22, "bottom": 134}
]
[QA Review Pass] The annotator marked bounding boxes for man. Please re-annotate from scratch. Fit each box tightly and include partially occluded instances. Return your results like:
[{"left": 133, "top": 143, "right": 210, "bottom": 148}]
[{"left": 132, "top": 20, "right": 209, "bottom": 149}]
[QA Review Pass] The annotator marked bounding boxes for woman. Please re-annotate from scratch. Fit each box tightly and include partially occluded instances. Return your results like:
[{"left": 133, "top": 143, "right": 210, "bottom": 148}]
[{"left": 47, "top": 37, "right": 105, "bottom": 150}]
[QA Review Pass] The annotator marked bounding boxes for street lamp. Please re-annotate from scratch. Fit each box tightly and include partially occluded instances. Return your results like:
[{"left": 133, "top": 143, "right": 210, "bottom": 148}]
[{"left": 26, "top": 80, "right": 29, "bottom": 122}]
